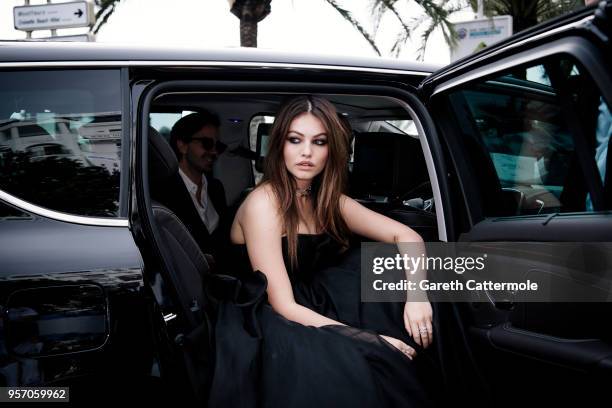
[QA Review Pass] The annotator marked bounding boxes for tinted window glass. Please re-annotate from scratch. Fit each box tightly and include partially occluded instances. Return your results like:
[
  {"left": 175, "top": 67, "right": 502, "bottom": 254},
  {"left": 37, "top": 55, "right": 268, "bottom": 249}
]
[
  {"left": 150, "top": 111, "right": 196, "bottom": 141},
  {"left": 0, "top": 70, "right": 122, "bottom": 217},
  {"left": 450, "top": 57, "right": 609, "bottom": 216}
]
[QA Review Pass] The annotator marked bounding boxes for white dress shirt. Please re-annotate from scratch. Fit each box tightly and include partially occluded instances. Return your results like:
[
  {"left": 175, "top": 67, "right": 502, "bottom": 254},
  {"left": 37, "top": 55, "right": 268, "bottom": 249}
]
[{"left": 179, "top": 168, "right": 220, "bottom": 234}]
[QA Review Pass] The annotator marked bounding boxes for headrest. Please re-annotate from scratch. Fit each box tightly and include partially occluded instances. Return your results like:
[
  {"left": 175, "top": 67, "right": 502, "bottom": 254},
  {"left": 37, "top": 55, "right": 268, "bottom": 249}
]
[
  {"left": 352, "top": 132, "right": 426, "bottom": 196},
  {"left": 148, "top": 126, "right": 178, "bottom": 186}
]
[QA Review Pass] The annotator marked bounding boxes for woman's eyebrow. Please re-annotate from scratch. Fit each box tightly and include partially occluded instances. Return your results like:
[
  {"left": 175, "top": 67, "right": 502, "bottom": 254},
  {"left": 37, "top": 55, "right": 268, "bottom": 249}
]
[{"left": 287, "top": 130, "right": 328, "bottom": 137}]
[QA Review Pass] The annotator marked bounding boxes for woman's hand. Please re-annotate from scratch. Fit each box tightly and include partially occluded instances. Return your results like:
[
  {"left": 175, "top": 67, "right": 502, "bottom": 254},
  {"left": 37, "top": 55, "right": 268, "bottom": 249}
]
[
  {"left": 380, "top": 335, "right": 416, "bottom": 360},
  {"left": 403, "top": 301, "right": 433, "bottom": 348}
]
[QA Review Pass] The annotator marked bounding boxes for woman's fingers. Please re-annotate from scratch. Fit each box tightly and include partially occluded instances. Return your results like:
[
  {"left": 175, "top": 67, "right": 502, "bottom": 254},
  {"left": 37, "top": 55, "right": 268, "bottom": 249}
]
[
  {"left": 381, "top": 335, "right": 416, "bottom": 360},
  {"left": 417, "top": 320, "right": 432, "bottom": 349},
  {"left": 401, "top": 342, "right": 416, "bottom": 359},
  {"left": 409, "top": 320, "right": 422, "bottom": 346},
  {"left": 404, "top": 301, "right": 434, "bottom": 349},
  {"left": 404, "top": 310, "right": 412, "bottom": 337}
]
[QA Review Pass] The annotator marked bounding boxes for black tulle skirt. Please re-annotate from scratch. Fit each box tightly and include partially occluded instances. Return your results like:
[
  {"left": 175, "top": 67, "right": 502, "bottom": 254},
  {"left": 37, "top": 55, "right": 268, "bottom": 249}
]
[{"left": 204, "top": 235, "right": 443, "bottom": 408}]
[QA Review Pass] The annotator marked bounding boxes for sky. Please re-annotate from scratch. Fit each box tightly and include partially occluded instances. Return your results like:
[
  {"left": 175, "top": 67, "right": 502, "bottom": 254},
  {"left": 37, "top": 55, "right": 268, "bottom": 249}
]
[{"left": 1, "top": 0, "right": 475, "bottom": 65}]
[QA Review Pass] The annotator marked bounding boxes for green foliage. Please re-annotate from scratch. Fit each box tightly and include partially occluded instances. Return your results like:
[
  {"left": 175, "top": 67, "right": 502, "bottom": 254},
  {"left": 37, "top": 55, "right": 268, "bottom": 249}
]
[
  {"left": 327, "top": 0, "right": 462, "bottom": 60},
  {"left": 324, "top": 0, "right": 382, "bottom": 55},
  {"left": 91, "top": 0, "right": 460, "bottom": 60}
]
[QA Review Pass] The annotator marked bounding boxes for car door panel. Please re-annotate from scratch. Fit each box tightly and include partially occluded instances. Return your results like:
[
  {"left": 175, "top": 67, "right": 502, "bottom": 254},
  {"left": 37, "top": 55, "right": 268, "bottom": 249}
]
[
  {"left": 421, "top": 4, "right": 612, "bottom": 405},
  {"left": 0, "top": 210, "right": 153, "bottom": 391}
]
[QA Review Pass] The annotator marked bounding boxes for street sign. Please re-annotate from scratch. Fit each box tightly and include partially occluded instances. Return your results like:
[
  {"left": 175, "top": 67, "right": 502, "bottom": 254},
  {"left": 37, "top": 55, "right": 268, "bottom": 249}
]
[
  {"left": 451, "top": 15, "right": 513, "bottom": 62},
  {"left": 40, "top": 33, "right": 95, "bottom": 42},
  {"left": 14, "top": 1, "right": 94, "bottom": 31}
]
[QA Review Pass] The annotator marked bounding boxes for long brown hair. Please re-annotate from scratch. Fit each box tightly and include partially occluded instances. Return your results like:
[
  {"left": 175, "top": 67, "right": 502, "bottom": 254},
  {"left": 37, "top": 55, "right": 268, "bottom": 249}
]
[{"left": 261, "top": 95, "right": 351, "bottom": 269}]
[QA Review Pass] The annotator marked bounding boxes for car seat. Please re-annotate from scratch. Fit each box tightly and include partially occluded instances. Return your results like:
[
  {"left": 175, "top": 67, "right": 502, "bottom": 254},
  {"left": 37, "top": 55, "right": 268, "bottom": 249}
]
[{"left": 350, "top": 131, "right": 438, "bottom": 241}]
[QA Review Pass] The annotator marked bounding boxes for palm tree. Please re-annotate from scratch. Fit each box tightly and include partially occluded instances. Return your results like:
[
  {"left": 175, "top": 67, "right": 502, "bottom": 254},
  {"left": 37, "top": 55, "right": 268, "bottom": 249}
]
[
  {"left": 92, "top": 0, "right": 272, "bottom": 47},
  {"left": 324, "top": 0, "right": 463, "bottom": 59},
  {"left": 228, "top": 0, "right": 272, "bottom": 47},
  {"left": 91, "top": 0, "right": 458, "bottom": 59},
  {"left": 467, "top": 0, "right": 584, "bottom": 33}
]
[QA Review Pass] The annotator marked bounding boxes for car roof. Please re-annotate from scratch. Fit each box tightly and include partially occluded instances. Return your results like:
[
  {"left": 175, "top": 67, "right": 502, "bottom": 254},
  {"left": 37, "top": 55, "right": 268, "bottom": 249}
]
[{"left": 0, "top": 41, "right": 441, "bottom": 74}]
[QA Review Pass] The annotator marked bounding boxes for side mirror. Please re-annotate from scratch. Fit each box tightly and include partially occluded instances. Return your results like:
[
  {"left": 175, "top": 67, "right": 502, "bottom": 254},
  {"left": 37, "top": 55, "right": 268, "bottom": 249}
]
[{"left": 5, "top": 285, "right": 108, "bottom": 357}]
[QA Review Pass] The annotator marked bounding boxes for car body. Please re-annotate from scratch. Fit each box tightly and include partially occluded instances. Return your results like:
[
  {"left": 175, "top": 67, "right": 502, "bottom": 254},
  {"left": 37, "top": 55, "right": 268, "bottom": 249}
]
[{"left": 0, "top": 2, "right": 610, "bottom": 405}]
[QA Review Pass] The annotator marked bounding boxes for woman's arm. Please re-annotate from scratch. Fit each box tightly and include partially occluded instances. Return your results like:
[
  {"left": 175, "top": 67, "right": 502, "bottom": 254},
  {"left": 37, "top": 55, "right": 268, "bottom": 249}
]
[
  {"left": 339, "top": 195, "right": 422, "bottom": 243},
  {"left": 237, "top": 188, "right": 418, "bottom": 357},
  {"left": 238, "top": 186, "right": 343, "bottom": 328},
  {"left": 340, "top": 195, "right": 434, "bottom": 348}
]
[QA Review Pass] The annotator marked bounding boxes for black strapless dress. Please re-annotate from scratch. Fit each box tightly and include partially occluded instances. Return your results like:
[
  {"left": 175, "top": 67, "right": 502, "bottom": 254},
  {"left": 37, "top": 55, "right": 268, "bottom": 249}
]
[{"left": 204, "top": 234, "right": 439, "bottom": 408}]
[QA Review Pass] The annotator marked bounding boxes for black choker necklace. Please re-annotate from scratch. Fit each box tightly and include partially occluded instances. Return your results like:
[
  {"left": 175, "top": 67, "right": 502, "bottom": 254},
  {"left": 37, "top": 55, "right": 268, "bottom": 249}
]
[{"left": 296, "top": 185, "right": 312, "bottom": 197}]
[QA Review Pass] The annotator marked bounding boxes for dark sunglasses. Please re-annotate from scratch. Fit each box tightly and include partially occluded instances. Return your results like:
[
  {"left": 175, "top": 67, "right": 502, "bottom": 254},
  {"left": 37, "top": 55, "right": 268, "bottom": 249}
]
[{"left": 188, "top": 137, "right": 227, "bottom": 153}]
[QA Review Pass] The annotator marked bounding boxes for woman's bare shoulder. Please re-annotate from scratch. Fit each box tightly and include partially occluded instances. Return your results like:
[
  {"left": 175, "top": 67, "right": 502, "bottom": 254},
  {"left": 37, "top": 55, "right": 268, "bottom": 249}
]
[
  {"left": 232, "top": 184, "right": 281, "bottom": 243},
  {"left": 234, "top": 183, "right": 280, "bottom": 226},
  {"left": 242, "top": 183, "right": 278, "bottom": 212}
]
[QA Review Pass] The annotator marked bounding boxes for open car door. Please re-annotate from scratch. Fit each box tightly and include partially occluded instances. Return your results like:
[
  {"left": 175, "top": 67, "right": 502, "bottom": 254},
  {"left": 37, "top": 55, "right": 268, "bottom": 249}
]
[{"left": 418, "top": 3, "right": 612, "bottom": 406}]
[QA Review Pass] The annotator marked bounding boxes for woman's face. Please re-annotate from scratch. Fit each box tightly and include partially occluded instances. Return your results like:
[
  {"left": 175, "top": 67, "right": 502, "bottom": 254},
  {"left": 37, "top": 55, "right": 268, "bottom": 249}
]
[{"left": 283, "top": 112, "right": 329, "bottom": 185}]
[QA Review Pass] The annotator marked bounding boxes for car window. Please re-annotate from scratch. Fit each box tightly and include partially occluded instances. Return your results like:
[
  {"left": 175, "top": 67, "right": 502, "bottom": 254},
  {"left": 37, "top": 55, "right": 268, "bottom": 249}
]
[
  {"left": 249, "top": 114, "right": 274, "bottom": 184},
  {"left": 150, "top": 111, "right": 196, "bottom": 141},
  {"left": 0, "top": 70, "right": 123, "bottom": 218},
  {"left": 370, "top": 120, "right": 418, "bottom": 136},
  {"left": 449, "top": 56, "right": 609, "bottom": 216}
]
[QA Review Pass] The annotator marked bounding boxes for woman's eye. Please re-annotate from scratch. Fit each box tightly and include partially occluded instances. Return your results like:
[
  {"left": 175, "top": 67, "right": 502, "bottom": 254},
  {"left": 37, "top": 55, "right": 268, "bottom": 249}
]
[
  {"left": 314, "top": 139, "right": 328, "bottom": 146},
  {"left": 287, "top": 137, "right": 301, "bottom": 144}
]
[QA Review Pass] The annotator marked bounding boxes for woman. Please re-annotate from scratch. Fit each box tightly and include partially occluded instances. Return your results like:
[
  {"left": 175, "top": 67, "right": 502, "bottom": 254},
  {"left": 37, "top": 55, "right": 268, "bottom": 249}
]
[{"left": 207, "top": 95, "right": 436, "bottom": 408}]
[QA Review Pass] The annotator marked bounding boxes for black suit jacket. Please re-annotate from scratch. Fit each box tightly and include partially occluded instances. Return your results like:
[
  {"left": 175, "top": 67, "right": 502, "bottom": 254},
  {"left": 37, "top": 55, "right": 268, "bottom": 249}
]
[{"left": 164, "top": 172, "right": 229, "bottom": 259}]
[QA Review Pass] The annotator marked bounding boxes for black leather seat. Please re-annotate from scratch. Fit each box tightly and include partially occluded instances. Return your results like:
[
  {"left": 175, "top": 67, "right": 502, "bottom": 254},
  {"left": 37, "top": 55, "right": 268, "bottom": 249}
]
[
  {"left": 349, "top": 131, "right": 438, "bottom": 241},
  {"left": 350, "top": 131, "right": 429, "bottom": 199},
  {"left": 147, "top": 127, "right": 214, "bottom": 402}
]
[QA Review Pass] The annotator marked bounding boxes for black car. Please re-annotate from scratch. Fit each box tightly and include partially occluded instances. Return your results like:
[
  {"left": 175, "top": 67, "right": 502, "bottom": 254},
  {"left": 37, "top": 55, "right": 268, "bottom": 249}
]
[{"left": 0, "top": 2, "right": 610, "bottom": 406}]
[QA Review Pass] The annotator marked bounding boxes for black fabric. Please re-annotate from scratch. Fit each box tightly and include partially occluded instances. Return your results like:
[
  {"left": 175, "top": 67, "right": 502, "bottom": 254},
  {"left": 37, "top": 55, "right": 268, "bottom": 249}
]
[
  {"left": 148, "top": 127, "right": 229, "bottom": 258},
  {"left": 205, "top": 234, "right": 441, "bottom": 408}
]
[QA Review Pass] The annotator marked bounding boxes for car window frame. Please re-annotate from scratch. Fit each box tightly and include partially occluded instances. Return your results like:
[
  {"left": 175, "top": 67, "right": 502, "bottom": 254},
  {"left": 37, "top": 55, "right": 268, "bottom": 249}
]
[
  {"left": 429, "top": 35, "right": 612, "bottom": 225},
  {"left": 0, "top": 66, "right": 130, "bottom": 225},
  {"left": 136, "top": 79, "right": 453, "bottom": 242}
]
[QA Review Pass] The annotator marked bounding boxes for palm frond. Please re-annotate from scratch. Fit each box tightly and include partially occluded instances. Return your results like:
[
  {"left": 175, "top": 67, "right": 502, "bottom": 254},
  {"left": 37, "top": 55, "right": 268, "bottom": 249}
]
[
  {"left": 413, "top": 0, "right": 460, "bottom": 60},
  {"left": 91, "top": 0, "right": 120, "bottom": 34},
  {"left": 369, "top": 0, "right": 388, "bottom": 34},
  {"left": 379, "top": 0, "right": 413, "bottom": 43},
  {"left": 324, "top": 0, "right": 382, "bottom": 56}
]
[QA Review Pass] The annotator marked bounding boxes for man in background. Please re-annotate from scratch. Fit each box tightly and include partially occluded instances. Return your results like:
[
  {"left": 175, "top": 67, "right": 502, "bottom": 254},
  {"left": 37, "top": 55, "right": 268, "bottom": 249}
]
[{"left": 170, "top": 111, "right": 228, "bottom": 256}]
